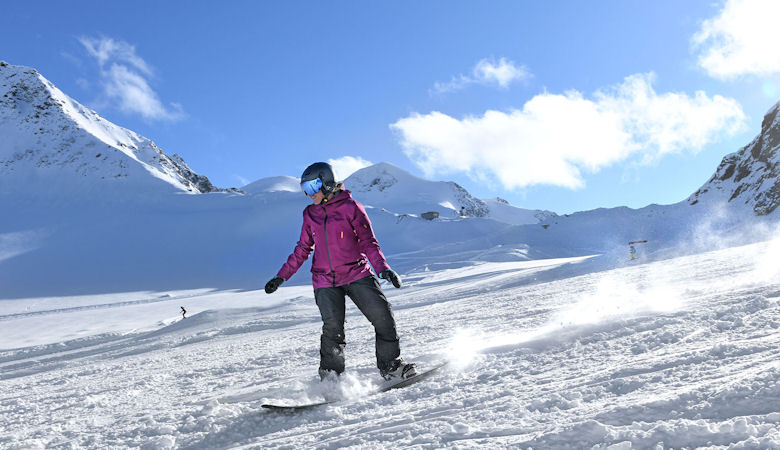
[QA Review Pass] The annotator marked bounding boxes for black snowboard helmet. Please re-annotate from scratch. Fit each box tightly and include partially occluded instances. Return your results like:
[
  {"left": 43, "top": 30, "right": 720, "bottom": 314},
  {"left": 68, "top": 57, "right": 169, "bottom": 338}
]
[{"left": 300, "top": 162, "right": 338, "bottom": 196}]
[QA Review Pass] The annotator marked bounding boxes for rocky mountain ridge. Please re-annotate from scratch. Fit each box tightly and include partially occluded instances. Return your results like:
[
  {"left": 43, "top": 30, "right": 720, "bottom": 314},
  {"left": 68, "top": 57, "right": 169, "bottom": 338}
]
[{"left": 688, "top": 101, "right": 780, "bottom": 215}]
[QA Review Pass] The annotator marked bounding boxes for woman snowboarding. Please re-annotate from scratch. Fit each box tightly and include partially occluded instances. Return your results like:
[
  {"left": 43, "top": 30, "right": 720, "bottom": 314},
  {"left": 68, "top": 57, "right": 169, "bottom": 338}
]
[{"left": 264, "top": 162, "right": 416, "bottom": 381}]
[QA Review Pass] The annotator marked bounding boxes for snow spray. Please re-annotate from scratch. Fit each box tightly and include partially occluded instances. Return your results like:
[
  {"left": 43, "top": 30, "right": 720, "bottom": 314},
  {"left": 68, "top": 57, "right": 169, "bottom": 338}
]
[{"left": 445, "top": 267, "right": 687, "bottom": 361}]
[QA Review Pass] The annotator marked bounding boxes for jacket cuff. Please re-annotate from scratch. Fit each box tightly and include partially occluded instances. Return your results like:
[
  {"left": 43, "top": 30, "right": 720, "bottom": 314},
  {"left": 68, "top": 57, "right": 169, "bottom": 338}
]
[{"left": 373, "top": 262, "right": 391, "bottom": 275}]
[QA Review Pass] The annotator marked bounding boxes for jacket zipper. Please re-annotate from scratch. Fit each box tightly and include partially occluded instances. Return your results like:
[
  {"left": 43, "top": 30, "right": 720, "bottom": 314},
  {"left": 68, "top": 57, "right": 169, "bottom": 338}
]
[{"left": 321, "top": 205, "right": 336, "bottom": 287}]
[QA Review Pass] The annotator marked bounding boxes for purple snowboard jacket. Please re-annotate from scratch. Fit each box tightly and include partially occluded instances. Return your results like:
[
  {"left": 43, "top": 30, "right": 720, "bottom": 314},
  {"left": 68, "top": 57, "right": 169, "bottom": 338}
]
[{"left": 276, "top": 189, "right": 391, "bottom": 289}]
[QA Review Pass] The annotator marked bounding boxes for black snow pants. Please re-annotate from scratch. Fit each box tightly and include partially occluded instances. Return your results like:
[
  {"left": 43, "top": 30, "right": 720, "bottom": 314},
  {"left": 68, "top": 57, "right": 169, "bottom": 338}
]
[{"left": 314, "top": 275, "right": 401, "bottom": 375}]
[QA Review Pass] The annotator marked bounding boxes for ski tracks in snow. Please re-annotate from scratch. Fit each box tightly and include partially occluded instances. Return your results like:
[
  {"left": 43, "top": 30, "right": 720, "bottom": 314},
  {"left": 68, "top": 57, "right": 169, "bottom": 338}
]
[{"left": 1, "top": 242, "right": 780, "bottom": 447}]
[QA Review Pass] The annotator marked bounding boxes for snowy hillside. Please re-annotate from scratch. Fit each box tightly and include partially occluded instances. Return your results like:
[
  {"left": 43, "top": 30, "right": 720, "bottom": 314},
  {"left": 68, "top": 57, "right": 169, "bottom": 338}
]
[
  {"left": 688, "top": 101, "right": 780, "bottom": 216},
  {"left": 344, "top": 162, "right": 551, "bottom": 225},
  {"left": 1, "top": 238, "right": 779, "bottom": 448},
  {"left": 482, "top": 196, "right": 558, "bottom": 226},
  {"left": 241, "top": 175, "right": 300, "bottom": 194},
  {"left": 0, "top": 61, "right": 227, "bottom": 195}
]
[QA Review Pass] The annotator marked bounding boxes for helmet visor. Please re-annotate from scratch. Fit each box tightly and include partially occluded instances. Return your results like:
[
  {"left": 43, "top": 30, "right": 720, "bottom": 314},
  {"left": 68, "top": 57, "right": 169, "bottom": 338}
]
[{"left": 301, "top": 178, "right": 323, "bottom": 196}]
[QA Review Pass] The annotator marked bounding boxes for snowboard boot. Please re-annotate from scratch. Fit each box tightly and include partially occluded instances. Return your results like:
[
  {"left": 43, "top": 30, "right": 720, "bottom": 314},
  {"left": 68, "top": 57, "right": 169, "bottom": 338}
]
[
  {"left": 381, "top": 360, "right": 417, "bottom": 381},
  {"left": 319, "top": 368, "right": 342, "bottom": 382}
]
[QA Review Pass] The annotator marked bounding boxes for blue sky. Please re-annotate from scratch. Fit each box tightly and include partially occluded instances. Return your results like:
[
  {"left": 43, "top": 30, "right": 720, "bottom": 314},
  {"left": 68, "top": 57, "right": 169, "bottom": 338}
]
[{"left": 2, "top": 1, "right": 779, "bottom": 214}]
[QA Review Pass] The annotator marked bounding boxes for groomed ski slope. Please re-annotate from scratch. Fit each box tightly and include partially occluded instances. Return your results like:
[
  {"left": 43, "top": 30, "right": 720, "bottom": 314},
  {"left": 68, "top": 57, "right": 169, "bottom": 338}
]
[{"left": 2, "top": 239, "right": 780, "bottom": 448}]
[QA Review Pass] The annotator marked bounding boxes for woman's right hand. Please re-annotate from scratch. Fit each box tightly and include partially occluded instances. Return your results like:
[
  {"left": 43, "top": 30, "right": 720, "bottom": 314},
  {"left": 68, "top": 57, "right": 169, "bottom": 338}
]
[{"left": 265, "top": 276, "right": 284, "bottom": 294}]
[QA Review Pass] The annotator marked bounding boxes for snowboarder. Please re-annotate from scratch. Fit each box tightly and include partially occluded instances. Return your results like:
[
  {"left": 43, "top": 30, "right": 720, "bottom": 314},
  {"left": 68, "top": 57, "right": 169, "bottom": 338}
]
[
  {"left": 264, "top": 162, "right": 416, "bottom": 382},
  {"left": 628, "top": 240, "right": 648, "bottom": 261}
]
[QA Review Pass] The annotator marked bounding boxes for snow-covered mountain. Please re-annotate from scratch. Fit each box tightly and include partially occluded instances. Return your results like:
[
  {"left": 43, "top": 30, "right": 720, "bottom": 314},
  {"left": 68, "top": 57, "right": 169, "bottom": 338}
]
[
  {"left": 343, "top": 162, "right": 553, "bottom": 225},
  {"left": 1, "top": 60, "right": 779, "bottom": 300},
  {"left": 345, "top": 162, "right": 490, "bottom": 218},
  {"left": 241, "top": 164, "right": 554, "bottom": 226},
  {"left": 688, "top": 101, "right": 780, "bottom": 215},
  {"left": 241, "top": 175, "right": 300, "bottom": 194},
  {"left": 0, "top": 61, "right": 230, "bottom": 195},
  {"left": 525, "top": 103, "right": 780, "bottom": 260}
]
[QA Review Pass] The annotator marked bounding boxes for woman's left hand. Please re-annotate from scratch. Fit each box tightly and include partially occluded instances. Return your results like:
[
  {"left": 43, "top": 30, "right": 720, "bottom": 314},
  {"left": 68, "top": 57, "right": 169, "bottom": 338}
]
[{"left": 379, "top": 269, "right": 402, "bottom": 289}]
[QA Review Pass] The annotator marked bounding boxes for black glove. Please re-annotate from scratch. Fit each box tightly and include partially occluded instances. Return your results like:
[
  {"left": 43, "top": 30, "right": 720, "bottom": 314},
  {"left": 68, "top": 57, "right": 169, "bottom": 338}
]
[
  {"left": 379, "top": 269, "right": 402, "bottom": 289},
  {"left": 265, "top": 276, "right": 284, "bottom": 294}
]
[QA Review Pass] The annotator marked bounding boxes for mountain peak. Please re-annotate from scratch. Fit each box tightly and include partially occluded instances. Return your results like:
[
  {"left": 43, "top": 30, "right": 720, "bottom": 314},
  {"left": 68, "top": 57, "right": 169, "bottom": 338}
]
[
  {"left": 688, "top": 100, "right": 780, "bottom": 215},
  {"left": 345, "top": 162, "right": 423, "bottom": 191},
  {"left": 759, "top": 100, "right": 780, "bottom": 143},
  {"left": 343, "top": 162, "right": 491, "bottom": 218},
  {"left": 0, "top": 62, "right": 232, "bottom": 195}
]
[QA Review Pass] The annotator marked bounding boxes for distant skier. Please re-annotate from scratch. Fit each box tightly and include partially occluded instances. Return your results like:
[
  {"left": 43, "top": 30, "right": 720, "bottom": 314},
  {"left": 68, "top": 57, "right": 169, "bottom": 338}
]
[
  {"left": 181, "top": 306, "right": 187, "bottom": 319},
  {"left": 628, "top": 240, "right": 648, "bottom": 261},
  {"left": 264, "top": 162, "right": 416, "bottom": 382}
]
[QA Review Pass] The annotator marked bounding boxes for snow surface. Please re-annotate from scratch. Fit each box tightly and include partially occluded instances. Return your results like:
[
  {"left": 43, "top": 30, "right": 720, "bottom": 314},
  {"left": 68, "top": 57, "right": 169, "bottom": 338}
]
[
  {"left": 2, "top": 238, "right": 780, "bottom": 448},
  {"left": 3, "top": 61, "right": 780, "bottom": 448}
]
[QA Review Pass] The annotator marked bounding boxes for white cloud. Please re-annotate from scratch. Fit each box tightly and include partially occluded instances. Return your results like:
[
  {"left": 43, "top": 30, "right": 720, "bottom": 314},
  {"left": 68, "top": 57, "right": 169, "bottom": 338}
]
[
  {"left": 392, "top": 73, "right": 746, "bottom": 190},
  {"left": 103, "top": 64, "right": 183, "bottom": 120},
  {"left": 327, "top": 156, "right": 373, "bottom": 181},
  {"left": 693, "top": 0, "right": 780, "bottom": 79},
  {"left": 433, "top": 57, "right": 532, "bottom": 94},
  {"left": 80, "top": 37, "right": 152, "bottom": 76},
  {"left": 473, "top": 58, "right": 532, "bottom": 88},
  {"left": 79, "top": 36, "right": 183, "bottom": 121}
]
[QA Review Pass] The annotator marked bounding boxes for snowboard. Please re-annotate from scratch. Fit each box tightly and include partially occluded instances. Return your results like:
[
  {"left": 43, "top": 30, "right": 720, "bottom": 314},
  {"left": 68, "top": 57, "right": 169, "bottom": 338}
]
[{"left": 261, "top": 362, "right": 448, "bottom": 412}]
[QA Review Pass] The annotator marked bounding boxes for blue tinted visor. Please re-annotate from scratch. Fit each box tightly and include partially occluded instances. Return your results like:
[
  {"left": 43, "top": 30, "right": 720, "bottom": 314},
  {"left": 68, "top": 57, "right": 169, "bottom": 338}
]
[{"left": 301, "top": 178, "right": 323, "bottom": 196}]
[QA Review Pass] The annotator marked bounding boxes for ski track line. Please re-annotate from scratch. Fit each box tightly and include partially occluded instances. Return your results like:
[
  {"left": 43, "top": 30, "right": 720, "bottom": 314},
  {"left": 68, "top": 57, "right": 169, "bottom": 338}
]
[
  {"left": 1, "top": 309, "right": 320, "bottom": 375},
  {"left": 222, "top": 371, "right": 463, "bottom": 446},
  {"left": 447, "top": 302, "right": 779, "bottom": 431},
  {"left": 4, "top": 243, "right": 780, "bottom": 448},
  {"left": 532, "top": 324, "right": 778, "bottom": 397},
  {"left": 0, "top": 335, "right": 138, "bottom": 377},
  {"left": 0, "top": 292, "right": 211, "bottom": 321},
  {"left": 246, "top": 402, "right": 465, "bottom": 447}
]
